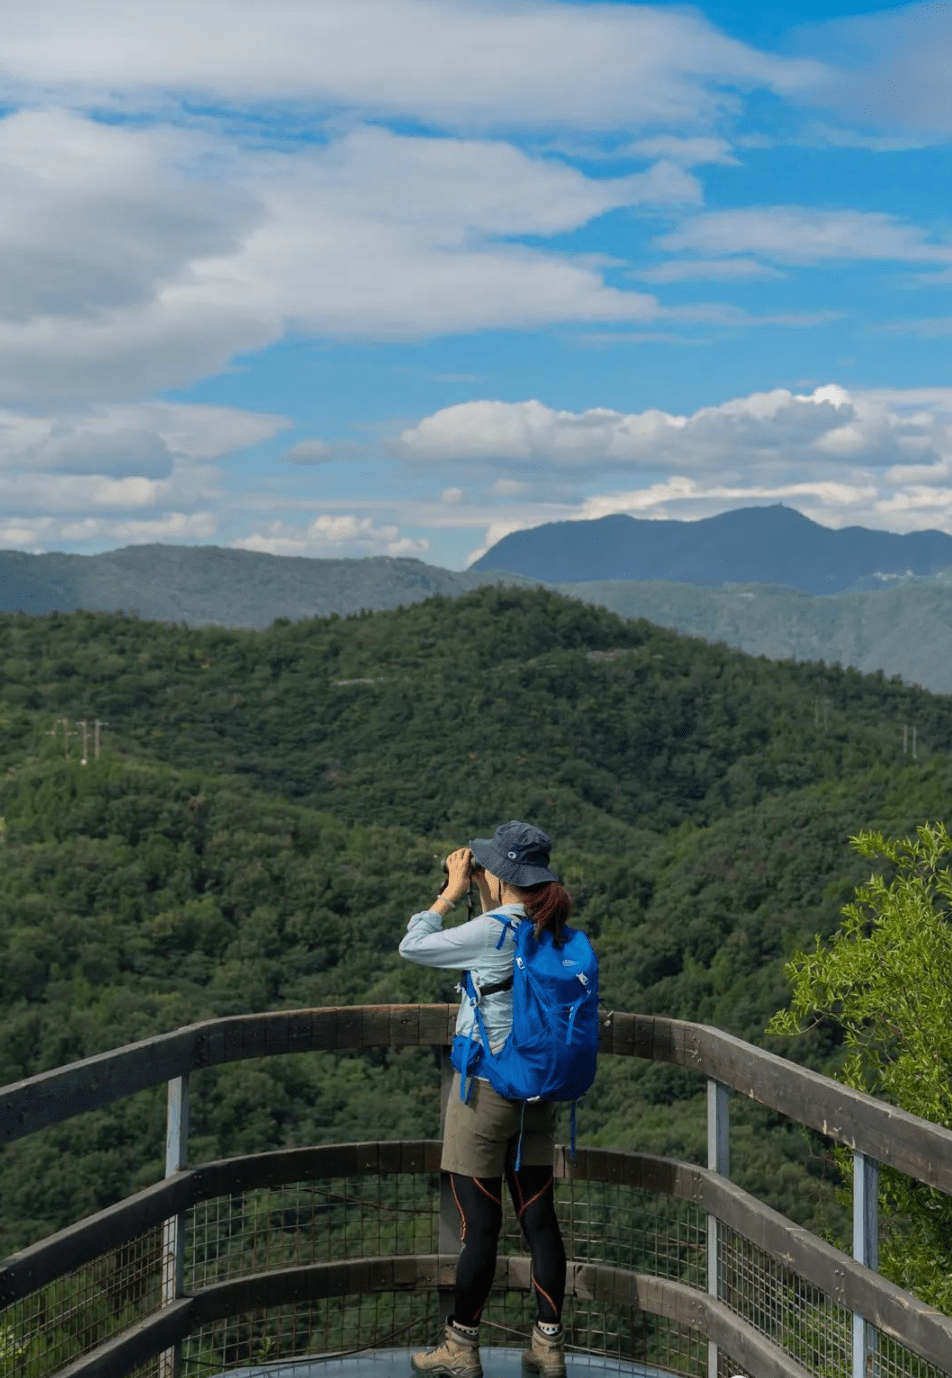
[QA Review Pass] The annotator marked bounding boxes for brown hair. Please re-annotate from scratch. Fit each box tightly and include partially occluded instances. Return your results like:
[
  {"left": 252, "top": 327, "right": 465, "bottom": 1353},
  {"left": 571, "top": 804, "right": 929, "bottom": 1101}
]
[{"left": 521, "top": 881, "right": 573, "bottom": 946}]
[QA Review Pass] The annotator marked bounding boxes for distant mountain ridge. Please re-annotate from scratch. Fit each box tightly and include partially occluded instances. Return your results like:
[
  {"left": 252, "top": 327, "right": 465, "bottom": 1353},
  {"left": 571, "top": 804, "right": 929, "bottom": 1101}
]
[
  {"left": 471, "top": 504, "right": 952, "bottom": 594},
  {"left": 2, "top": 510, "right": 952, "bottom": 693},
  {"left": 0, "top": 544, "right": 539, "bottom": 623}
]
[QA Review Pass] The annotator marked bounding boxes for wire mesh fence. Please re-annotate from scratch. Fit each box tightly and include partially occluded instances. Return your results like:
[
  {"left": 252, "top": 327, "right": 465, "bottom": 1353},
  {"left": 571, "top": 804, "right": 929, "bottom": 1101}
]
[
  {"left": 718, "top": 1224, "right": 853, "bottom": 1378},
  {"left": 181, "top": 1296, "right": 709, "bottom": 1378},
  {"left": 176, "top": 1167, "right": 709, "bottom": 1377},
  {"left": 182, "top": 1294, "right": 442, "bottom": 1377},
  {"left": 716, "top": 1351, "right": 753, "bottom": 1378},
  {"left": 554, "top": 1175, "right": 706, "bottom": 1286},
  {"left": 5, "top": 1160, "right": 952, "bottom": 1378},
  {"left": 0, "top": 1223, "right": 165, "bottom": 1378},
  {"left": 871, "top": 1326, "right": 952, "bottom": 1378},
  {"left": 187, "top": 1174, "right": 439, "bottom": 1291}
]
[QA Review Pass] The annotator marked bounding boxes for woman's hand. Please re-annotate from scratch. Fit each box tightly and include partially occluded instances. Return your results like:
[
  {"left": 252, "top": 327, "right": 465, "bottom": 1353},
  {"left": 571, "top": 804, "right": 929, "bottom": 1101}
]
[{"left": 444, "top": 847, "right": 474, "bottom": 903}]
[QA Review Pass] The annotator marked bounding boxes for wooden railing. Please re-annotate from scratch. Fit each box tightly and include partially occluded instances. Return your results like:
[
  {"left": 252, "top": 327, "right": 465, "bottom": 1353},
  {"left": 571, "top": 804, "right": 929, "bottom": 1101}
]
[{"left": 2, "top": 1007, "right": 952, "bottom": 1378}]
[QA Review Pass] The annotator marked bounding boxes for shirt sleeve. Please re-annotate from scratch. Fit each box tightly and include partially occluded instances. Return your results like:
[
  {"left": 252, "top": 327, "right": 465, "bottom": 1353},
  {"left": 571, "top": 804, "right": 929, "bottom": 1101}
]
[{"left": 399, "top": 909, "right": 492, "bottom": 969}]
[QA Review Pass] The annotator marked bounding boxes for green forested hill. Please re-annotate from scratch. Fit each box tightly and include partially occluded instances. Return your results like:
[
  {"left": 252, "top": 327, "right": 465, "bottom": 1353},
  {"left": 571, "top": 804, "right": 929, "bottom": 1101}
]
[
  {"left": 1, "top": 586, "right": 950, "bottom": 1256},
  {"left": 0, "top": 585, "right": 947, "bottom": 842},
  {"left": 553, "top": 575, "right": 952, "bottom": 695},
  {"left": 5, "top": 540, "right": 952, "bottom": 693}
]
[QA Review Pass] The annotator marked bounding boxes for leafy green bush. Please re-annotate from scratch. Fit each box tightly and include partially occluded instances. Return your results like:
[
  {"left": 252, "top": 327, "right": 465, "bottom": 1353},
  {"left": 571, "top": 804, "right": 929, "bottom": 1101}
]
[{"left": 769, "top": 822, "right": 952, "bottom": 1309}]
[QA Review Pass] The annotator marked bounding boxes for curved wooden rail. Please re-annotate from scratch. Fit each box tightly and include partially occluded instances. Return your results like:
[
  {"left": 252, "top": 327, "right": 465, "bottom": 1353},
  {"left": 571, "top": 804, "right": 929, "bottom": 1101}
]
[
  {"left": 54, "top": 1262, "right": 818, "bottom": 1378},
  {"left": 4, "top": 1143, "right": 952, "bottom": 1374},
  {"left": 4, "top": 1005, "right": 952, "bottom": 1198},
  {"left": 5, "top": 1007, "right": 952, "bottom": 1378}
]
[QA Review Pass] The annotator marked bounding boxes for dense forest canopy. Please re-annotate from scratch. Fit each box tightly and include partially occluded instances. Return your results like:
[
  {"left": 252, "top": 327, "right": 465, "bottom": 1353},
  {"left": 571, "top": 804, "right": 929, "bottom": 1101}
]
[{"left": 0, "top": 585, "right": 949, "bottom": 1256}]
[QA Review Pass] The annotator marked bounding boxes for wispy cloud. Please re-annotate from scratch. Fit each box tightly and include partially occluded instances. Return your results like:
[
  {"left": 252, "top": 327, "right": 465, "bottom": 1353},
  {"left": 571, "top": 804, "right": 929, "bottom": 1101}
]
[
  {"left": 792, "top": 2, "right": 952, "bottom": 138},
  {"left": 0, "top": 0, "right": 827, "bottom": 131},
  {"left": 630, "top": 258, "right": 784, "bottom": 284},
  {"left": 232, "top": 514, "right": 428, "bottom": 558},
  {"left": 659, "top": 206, "right": 952, "bottom": 266},
  {"left": 0, "top": 110, "right": 694, "bottom": 404},
  {"left": 619, "top": 135, "right": 739, "bottom": 166},
  {"left": 879, "top": 318, "right": 952, "bottom": 338}
]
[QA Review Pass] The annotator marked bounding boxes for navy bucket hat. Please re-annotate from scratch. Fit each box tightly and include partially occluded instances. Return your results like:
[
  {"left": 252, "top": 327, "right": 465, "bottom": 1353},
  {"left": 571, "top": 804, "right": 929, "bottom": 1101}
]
[{"left": 469, "top": 819, "right": 559, "bottom": 887}]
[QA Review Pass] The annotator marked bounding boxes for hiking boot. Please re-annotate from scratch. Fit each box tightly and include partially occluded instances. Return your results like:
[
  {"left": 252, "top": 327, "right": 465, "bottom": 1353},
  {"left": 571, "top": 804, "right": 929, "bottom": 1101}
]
[
  {"left": 522, "top": 1322, "right": 567, "bottom": 1376},
  {"left": 410, "top": 1320, "right": 483, "bottom": 1376}
]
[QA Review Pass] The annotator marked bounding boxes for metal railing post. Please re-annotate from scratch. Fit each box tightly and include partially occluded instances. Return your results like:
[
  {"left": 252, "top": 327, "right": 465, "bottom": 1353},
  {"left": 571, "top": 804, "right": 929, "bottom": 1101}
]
[
  {"left": 853, "top": 1150, "right": 879, "bottom": 1378},
  {"left": 438, "top": 1050, "right": 457, "bottom": 1329},
  {"left": 707, "top": 1080, "right": 730, "bottom": 1378},
  {"left": 160, "top": 1074, "right": 190, "bottom": 1378}
]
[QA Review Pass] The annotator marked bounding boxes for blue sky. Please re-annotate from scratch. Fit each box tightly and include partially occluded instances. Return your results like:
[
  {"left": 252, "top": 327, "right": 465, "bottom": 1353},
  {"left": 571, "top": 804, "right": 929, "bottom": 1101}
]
[{"left": 1, "top": 0, "right": 950, "bottom": 569}]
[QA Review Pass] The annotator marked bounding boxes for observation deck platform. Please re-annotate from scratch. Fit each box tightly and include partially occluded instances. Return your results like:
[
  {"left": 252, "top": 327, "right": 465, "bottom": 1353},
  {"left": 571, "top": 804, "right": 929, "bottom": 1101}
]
[
  {"left": 3, "top": 1004, "right": 952, "bottom": 1378},
  {"left": 221, "top": 1351, "right": 674, "bottom": 1376}
]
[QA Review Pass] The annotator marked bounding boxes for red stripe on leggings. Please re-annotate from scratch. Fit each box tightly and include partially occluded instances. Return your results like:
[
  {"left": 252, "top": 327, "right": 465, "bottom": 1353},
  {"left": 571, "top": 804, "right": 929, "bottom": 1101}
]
[
  {"left": 450, "top": 1175, "right": 467, "bottom": 1244},
  {"left": 518, "top": 1175, "right": 552, "bottom": 1220}
]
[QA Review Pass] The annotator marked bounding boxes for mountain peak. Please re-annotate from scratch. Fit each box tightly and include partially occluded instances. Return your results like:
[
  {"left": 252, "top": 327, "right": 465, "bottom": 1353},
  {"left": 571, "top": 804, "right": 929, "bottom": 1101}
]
[{"left": 470, "top": 505, "right": 952, "bottom": 594}]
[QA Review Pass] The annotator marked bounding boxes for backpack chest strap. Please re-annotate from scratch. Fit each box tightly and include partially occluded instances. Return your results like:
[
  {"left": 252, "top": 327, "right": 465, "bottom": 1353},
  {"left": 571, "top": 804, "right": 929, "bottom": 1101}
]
[{"left": 479, "top": 975, "right": 513, "bottom": 997}]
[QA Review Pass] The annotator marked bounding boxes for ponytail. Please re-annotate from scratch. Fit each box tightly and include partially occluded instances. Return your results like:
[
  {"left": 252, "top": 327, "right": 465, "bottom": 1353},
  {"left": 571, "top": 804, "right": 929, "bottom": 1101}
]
[{"left": 523, "top": 881, "right": 573, "bottom": 946}]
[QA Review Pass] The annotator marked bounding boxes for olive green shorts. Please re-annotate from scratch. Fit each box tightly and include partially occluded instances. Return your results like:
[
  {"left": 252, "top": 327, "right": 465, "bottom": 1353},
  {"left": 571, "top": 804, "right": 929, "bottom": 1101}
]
[{"left": 441, "top": 1071, "right": 558, "bottom": 1178}]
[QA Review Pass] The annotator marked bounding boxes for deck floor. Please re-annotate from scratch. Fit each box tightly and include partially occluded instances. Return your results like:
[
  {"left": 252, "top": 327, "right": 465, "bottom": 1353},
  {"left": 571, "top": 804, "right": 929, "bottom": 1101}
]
[{"left": 215, "top": 1351, "right": 682, "bottom": 1377}]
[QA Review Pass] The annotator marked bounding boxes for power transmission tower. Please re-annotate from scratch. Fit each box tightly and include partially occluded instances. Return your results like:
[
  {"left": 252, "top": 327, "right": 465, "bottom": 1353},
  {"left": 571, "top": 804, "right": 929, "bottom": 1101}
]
[
  {"left": 47, "top": 718, "right": 107, "bottom": 762},
  {"left": 48, "top": 718, "right": 73, "bottom": 758}
]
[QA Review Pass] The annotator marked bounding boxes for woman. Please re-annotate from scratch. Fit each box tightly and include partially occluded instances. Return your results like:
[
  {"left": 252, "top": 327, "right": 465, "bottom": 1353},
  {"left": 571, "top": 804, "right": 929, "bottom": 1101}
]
[{"left": 399, "top": 819, "right": 571, "bottom": 1378}]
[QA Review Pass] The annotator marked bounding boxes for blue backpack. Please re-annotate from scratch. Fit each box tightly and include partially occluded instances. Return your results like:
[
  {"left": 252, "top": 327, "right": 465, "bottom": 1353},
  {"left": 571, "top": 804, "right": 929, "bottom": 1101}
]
[{"left": 451, "top": 913, "right": 600, "bottom": 1166}]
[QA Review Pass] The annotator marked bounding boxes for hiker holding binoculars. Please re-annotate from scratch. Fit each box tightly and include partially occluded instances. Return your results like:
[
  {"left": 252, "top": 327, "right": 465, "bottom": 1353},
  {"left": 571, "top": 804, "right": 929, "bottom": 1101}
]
[{"left": 399, "top": 819, "right": 592, "bottom": 1378}]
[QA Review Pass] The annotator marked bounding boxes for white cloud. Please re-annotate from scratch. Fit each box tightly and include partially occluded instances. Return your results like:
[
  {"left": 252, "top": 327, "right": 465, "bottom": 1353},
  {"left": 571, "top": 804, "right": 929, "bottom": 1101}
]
[
  {"left": 0, "top": 400, "right": 289, "bottom": 534},
  {"left": 398, "top": 385, "right": 952, "bottom": 560},
  {"left": 18, "top": 428, "right": 174, "bottom": 479},
  {"left": 233, "top": 515, "right": 428, "bottom": 558},
  {"left": 620, "top": 135, "right": 739, "bottom": 166},
  {"left": 0, "top": 511, "right": 218, "bottom": 551},
  {"left": 0, "top": 108, "right": 259, "bottom": 325},
  {"left": 0, "top": 0, "right": 826, "bottom": 131},
  {"left": 0, "top": 112, "right": 680, "bottom": 402},
  {"left": 793, "top": 3, "right": 952, "bottom": 138},
  {"left": 660, "top": 206, "right": 952, "bottom": 267},
  {"left": 394, "top": 384, "right": 952, "bottom": 551},
  {"left": 796, "top": 121, "right": 939, "bottom": 153},
  {"left": 59, "top": 513, "right": 219, "bottom": 542},
  {"left": 579, "top": 330, "right": 710, "bottom": 346},
  {"left": 631, "top": 258, "right": 784, "bottom": 284},
  {"left": 0, "top": 472, "right": 168, "bottom": 514},
  {"left": 396, "top": 385, "right": 928, "bottom": 479},
  {"left": 284, "top": 439, "right": 337, "bottom": 465}
]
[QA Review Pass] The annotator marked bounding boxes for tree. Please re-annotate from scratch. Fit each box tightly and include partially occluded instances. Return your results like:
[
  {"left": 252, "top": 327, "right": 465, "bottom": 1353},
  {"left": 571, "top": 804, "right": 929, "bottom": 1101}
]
[{"left": 768, "top": 822, "right": 952, "bottom": 1309}]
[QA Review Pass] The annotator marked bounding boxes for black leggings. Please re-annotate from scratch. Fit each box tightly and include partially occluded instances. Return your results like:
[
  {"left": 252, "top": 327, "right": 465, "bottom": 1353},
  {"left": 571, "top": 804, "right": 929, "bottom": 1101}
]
[{"left": 450, "top": 1165, "right": 566, "bottom": 1328}]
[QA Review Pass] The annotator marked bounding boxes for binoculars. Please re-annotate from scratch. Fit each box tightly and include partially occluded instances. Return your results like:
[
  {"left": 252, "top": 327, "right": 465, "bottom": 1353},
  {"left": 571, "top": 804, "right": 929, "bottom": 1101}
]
[
  {"left": 437, "top": 854, "right": 485, "bottom": 918},
  {"left": 440, "top": 856, "right": 485, "bottom": 876}
]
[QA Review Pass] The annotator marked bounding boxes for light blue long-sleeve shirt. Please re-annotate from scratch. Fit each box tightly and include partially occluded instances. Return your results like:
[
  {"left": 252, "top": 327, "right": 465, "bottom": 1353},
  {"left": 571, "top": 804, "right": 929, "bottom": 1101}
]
[{"left": 398, "top": 902, "right": 527, "bottom": 1053}]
